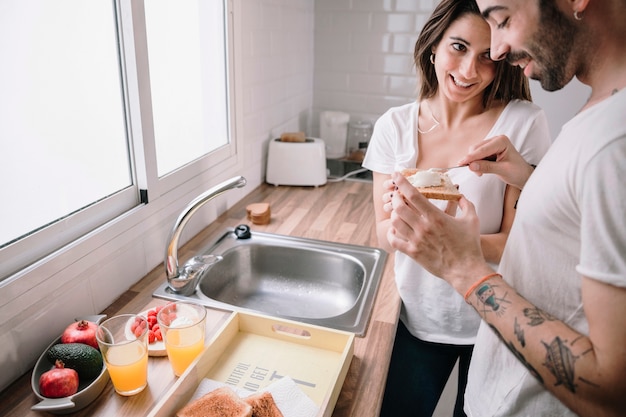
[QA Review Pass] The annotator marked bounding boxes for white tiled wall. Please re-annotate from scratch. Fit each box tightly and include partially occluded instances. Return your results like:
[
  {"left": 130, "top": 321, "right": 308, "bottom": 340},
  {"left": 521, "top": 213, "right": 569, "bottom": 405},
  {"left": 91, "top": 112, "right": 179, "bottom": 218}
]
[
  {"left": 239, "top": 0, "right": 315, "bottom": 180},
  {"left": 311, "top": 0, "right": 437, "bottom": 133}
]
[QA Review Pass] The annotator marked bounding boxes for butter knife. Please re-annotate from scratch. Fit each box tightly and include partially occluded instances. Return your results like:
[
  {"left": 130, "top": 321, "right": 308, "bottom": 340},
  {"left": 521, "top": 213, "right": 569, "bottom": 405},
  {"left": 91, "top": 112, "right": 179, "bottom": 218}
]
[{"left": 432, "top": 154, "right": 497, "bottom": 172}]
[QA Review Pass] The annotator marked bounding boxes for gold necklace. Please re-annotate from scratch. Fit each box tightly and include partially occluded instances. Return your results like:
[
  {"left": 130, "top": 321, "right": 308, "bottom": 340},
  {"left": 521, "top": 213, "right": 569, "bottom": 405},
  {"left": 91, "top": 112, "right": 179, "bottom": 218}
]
[{"left": 417, "top": 101, "right": 440, "bottom": 134}]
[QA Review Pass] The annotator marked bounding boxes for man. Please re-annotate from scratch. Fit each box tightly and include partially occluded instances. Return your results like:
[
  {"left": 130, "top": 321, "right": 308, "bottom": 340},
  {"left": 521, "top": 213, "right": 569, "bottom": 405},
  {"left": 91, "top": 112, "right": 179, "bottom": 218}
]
[{"left": 385, "top": 0, "right": 626, "bottom": 416}]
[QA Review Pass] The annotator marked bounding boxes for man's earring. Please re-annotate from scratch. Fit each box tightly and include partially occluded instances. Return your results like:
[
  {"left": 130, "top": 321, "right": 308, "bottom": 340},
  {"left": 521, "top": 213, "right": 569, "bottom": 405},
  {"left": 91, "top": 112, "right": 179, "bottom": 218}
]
[
  {"left": 430, "top": 53, "right": 435, "bottom": 64},
  {"left": 573, "top": 10, "right": 583, "bottom": 20}
]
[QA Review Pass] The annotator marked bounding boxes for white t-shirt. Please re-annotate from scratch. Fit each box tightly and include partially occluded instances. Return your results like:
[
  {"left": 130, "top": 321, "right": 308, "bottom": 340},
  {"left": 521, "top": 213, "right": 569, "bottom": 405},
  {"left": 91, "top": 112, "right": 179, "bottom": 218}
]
[
  {"left": 465, "top": 90, "right": 626, "bottom": 416},
  {"left": 363, "top": 99, "right": 552, "bottom": 344}
]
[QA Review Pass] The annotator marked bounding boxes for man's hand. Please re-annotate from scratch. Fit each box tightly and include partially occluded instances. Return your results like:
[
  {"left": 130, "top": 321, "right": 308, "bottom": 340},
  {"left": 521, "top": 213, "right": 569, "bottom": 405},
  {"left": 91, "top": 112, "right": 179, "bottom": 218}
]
[
  {"left": 458, "top": 135, "right": 536, "bottom": 190},
  {"left": 387, "top": 172, "right": 493, "bottom": 293}
]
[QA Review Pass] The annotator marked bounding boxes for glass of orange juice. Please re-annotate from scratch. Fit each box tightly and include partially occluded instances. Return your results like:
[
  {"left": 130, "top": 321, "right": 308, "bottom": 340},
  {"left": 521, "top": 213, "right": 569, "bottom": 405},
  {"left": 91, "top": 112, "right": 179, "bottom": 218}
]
[
  {"left": 96, "top": 314, "right": 149, "bottom": 396},
  {"left": 157, "top": 301, "right": 207, "bottom": 376}
]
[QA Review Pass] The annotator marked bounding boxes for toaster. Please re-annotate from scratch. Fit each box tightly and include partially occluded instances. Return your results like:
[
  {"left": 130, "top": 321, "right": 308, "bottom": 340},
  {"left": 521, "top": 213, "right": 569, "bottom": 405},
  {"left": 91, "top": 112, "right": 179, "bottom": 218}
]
[{"left": 266, "top": 137, "right": 327, "bottom": 186}]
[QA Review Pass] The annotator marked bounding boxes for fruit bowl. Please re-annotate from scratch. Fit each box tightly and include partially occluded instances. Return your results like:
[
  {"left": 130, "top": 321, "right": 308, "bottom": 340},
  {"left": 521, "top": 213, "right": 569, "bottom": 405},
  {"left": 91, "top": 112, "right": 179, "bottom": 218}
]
[{"left": 30, "top": 315, "right": 110, "bottom": 414}]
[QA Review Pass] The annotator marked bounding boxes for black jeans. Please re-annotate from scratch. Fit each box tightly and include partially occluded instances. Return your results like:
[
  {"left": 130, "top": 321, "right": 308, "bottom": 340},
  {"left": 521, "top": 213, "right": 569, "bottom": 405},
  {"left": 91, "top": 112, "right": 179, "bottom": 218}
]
[{"left": 380, "top": 321, "right": 473, "bottom": 417}]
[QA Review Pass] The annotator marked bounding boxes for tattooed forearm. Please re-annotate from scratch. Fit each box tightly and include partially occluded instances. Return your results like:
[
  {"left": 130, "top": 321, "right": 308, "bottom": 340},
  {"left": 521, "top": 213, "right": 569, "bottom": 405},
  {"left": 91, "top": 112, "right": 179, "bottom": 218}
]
[
  {"left": 495, "top": 320, "right": 599, "bottom": 394},
  {"left": 476, "top": 289, "right": 605, "bottom": 400},
  {"left": 524, "top": 307, "right": 556, "bottom": 326}
]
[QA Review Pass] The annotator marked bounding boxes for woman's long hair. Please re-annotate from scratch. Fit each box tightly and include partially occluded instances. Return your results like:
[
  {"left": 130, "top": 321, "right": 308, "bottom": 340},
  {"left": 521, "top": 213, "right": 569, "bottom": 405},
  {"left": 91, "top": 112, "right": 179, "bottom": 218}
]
[{"left": 414, "top": 0, "right": 532, "bottom": 108}]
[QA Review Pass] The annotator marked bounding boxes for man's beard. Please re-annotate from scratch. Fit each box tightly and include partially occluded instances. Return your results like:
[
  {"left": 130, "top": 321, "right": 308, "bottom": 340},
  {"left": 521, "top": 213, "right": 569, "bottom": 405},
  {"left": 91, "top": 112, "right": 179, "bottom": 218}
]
[{"left": 510, "top": 0, "right": 580, "bottom": 91}]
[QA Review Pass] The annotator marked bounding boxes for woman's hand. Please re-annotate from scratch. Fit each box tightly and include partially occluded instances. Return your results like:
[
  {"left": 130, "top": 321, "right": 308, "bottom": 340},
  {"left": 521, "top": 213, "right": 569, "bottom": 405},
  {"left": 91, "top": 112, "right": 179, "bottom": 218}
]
[
  {"left": 371, "top": 172, "right": 398, "bottom": 252},
  {"left": 387, "top": 173, "right": 493, "bottom": 293},
  {"left": 381, "top": 177, "right": 396, "bottom": 213},
  {"left": 458, "top": 135, "right": 536, "bottom": 190}
]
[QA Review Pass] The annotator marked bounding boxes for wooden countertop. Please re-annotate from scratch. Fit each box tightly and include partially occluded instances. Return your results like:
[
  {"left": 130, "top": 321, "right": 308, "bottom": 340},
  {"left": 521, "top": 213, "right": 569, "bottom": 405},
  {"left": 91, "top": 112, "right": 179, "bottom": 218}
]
[{"left": 0, "top": 181, "right": 400, "bottom": 417}]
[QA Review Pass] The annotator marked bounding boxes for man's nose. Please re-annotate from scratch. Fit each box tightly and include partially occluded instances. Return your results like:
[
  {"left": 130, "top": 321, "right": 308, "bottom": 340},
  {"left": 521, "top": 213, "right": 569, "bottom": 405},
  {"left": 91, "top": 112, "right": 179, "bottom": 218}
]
[{"left": 490, "top": 37, "right": 509, "bottom": 61}]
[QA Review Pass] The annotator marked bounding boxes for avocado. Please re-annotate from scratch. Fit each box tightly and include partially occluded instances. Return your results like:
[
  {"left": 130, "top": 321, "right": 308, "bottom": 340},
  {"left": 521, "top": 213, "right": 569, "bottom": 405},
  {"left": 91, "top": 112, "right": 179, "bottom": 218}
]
[{"left": 47, "top": 343, "right": 103, "bottom": 380}]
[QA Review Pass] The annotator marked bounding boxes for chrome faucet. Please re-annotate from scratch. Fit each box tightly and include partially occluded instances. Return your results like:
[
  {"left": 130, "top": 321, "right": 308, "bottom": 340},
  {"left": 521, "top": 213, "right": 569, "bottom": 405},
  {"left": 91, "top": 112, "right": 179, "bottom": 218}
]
[{"left": 165, "top": 176, "right": 247, "bottom": 295}]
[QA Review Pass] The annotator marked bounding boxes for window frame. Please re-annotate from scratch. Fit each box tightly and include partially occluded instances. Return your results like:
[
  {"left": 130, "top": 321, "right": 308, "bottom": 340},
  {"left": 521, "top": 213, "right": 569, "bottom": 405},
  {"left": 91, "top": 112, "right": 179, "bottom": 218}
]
[{"left": 123, "top": 0, "right": 242, "bottom": 200}]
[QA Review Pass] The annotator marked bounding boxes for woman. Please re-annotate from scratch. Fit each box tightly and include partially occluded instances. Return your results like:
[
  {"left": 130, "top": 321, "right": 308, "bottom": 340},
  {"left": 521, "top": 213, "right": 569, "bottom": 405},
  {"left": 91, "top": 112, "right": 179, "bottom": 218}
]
[{"left": 361, "top": 0, "right": 552, "bottom": 415}]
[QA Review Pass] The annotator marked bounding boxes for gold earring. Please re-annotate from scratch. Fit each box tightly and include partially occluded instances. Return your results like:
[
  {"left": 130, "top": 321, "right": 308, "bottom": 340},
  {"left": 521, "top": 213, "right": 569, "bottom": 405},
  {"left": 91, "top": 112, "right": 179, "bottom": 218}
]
[
  {"left": 430, "top": 54, "right": 435, "bottom": 64},
  {"left": 574, "top": 10, "right": 583, "bottom": 20}
]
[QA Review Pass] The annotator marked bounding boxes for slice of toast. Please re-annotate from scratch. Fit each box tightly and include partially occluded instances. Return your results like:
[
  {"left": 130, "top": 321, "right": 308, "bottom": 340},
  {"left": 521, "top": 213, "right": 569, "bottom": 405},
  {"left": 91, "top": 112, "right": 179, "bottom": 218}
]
[
  {"left": 279, "top": 131, "right": 306, "bottom": 142},
  {"left": 244, "top": 391, "right": 284, "bottom": 417},
  {"left": 401, "top": 168, "right": 461, "bottom": 201},
  {"left": 176, "top": 386, "right": 253, "bottom": 417}
]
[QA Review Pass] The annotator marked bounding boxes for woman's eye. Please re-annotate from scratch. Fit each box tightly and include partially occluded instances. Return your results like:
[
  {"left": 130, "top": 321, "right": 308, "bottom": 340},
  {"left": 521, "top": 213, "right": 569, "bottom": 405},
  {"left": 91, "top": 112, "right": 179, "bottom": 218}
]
[{"left": 452, "top": 43, "right": 467, "bottom": 52}]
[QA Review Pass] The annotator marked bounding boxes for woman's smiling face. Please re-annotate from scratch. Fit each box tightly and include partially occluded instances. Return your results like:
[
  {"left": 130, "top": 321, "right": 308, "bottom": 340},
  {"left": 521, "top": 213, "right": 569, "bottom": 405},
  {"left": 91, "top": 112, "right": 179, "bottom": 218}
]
[{"left": 432, "top": 14, "right": 496, "bottom": 103}]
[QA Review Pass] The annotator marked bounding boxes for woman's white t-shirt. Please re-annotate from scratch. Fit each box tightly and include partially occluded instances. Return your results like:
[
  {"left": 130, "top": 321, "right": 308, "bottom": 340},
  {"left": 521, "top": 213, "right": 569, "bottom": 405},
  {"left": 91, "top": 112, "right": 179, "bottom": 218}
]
[{"left": 363, "top": 99, "right": 552, "bottom": 345}]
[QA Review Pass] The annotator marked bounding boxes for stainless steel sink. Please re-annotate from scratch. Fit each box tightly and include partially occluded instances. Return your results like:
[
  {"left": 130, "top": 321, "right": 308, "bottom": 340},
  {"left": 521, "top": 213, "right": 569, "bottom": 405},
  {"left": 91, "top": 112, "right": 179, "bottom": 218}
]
[{"left": 153, "top": 225, "right": 387, "bottom": 336}]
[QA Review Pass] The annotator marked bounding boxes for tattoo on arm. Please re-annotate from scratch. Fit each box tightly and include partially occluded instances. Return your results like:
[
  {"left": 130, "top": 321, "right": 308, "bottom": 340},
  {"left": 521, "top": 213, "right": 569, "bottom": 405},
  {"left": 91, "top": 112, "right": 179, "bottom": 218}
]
[
  {"left": 524, "top": 307, "right": 556, "bottom": 326},
  {"left": 541, "top": 335, "right": 600, "bottom": 391},
  {"left": 488, "top": 306, "right": 601, "bottom": 393},
  {"left": 542, "top": 336, "right": 578, "bottom": 393},
  {"left": 571, "top": 335, "right": 591, "bottom": 355},
  {"left": 476, "top": 283, "right": 511, "bottom": 316},
  {"left": 514, "top": 317, "right": 526, "bottom": 347}
]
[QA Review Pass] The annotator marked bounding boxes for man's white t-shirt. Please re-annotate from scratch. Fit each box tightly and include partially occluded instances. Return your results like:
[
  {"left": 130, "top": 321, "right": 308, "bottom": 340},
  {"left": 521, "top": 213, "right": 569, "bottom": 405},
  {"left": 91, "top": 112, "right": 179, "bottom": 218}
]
[{"left": 465, "top": 90, "right": 626, "bottom": 416}]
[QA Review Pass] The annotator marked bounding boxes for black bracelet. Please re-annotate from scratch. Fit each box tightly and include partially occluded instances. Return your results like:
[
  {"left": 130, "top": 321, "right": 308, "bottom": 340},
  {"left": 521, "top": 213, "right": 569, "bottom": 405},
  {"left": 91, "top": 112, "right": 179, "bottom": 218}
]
[{"left": 530, "top": 164, "right": 537, "bottom": 169}]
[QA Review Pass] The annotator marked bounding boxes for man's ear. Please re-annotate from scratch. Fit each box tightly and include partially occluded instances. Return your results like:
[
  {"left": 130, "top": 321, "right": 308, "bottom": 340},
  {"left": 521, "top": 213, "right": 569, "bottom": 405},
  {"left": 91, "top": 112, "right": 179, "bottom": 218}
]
[{"left": 570, "top": 0, "right": 590, "bottom": 18}]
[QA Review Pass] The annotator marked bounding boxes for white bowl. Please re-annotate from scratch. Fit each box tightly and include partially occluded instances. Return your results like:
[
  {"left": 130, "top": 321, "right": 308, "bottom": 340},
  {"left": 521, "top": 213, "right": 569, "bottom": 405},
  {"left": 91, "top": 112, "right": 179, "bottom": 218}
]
[{"left": 30, "top": 315, "right": 110, "bottom": 414}]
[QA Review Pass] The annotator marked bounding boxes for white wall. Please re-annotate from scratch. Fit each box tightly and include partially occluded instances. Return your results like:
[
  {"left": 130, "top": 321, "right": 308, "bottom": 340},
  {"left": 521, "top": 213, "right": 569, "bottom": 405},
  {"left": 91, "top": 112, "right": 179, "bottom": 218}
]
[
  {"left": 240, "top": 0, "right": 315, "bottom": 178},
  {"left": 530, "top": 78, "right": 590, "bottom": 140}
]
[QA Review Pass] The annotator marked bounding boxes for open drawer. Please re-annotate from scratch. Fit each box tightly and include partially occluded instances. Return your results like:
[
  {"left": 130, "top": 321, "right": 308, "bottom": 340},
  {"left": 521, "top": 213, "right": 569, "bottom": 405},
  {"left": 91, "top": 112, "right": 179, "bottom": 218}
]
[{"left": 148, "top": 311, "right": 354, "bottom": 417}]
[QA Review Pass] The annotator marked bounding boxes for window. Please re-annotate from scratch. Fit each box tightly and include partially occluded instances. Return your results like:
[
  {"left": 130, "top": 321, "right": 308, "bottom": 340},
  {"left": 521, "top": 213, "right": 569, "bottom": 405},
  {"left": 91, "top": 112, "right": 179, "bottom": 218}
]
[
  {"left": 145, "top": 1, "right": 229, "bottom": 177},
  {"left": 0, "top": 0, "right": 236, "bottom": 282}
]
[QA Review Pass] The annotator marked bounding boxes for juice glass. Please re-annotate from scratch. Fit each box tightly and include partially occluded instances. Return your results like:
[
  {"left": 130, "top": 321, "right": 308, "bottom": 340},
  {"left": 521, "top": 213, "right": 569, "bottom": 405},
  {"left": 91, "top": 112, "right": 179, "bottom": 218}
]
[
  {"left": 96, "top": 314, "right": 149, "bottom": 396},
  {"left": 157, "top": 302, "right": 207, "bottom": 376}
]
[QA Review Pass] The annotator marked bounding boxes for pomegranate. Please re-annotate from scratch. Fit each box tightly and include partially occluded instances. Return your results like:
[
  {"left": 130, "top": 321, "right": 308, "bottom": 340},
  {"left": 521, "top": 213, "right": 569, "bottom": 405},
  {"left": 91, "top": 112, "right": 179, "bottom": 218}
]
[
  {"left": 39, "top": 360, "right": 79, "bottom": 398},
  {"left": 61, "top": 320, "right": 99, "bottom": 349}
]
